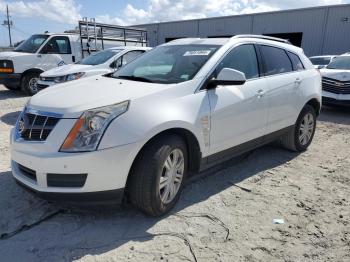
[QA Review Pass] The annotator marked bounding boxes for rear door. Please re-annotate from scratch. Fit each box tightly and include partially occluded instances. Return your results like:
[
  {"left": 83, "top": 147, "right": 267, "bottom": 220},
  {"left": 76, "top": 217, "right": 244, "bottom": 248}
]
[
  {"left": 259, "top": 45, "right": 302, "bottom": 134},
  {"left": 208, "top": 44, "right": 270, "bottom": 156},
  {"left": 112, "top": 50, "right": 146, "bottom": 70}
]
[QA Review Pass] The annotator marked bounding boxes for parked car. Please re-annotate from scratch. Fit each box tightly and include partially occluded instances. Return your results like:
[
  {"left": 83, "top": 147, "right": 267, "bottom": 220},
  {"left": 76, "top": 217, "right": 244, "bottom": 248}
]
[
  {"left": 11, "top": 35, "right": 321, "bottom": 216},
  {"left": 0, "top": 23, "right": 147, "bottom": 95},
  {"left": 36, "top": 46, "right": 151, "bottom": 93},
  {"left": 320, "top": 54, "right": 350, "bottom": 106},
  {"left": 309, "top": 55, "right": 337, "bottom": 69}
]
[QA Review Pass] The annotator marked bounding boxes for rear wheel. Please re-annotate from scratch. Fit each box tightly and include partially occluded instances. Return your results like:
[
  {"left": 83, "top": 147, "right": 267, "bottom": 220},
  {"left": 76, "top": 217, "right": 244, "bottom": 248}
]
[
  {"left": 21, "top": 72, "right": 40, "bottom": 95},
  {"left": 280, "top": 105, "right": 316, "bottom": 152},
  {"left": 128, "top": 135, "right": 188, "bottom": 216}
]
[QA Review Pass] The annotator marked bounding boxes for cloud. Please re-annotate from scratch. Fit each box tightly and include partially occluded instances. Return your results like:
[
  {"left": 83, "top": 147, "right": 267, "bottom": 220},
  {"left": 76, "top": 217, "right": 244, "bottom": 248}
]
[
  {"left": 96, "top": 0, "right": 348, "bottom": 25},
  {"left": 0, "top": 0, "right": 81, "bottom": 25},
  {"left": 0, "top": 0, "right": 348, "bottom": 27}
]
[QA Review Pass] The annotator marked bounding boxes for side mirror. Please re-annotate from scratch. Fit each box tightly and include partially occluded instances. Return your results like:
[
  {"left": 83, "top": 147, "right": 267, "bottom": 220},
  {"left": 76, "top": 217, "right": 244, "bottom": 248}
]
[
  {"left": 207, "top": 68, "right": 246, "bottom": 89},
  {"left": 317, "top": 65, "right": 325, "bottom": 69}
]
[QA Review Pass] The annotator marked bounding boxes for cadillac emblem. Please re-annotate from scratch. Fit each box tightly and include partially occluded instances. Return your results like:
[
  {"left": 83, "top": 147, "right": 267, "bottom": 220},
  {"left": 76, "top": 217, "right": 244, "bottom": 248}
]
[{"left": 335, "top": 82, "right": 344, "bottom": 87}]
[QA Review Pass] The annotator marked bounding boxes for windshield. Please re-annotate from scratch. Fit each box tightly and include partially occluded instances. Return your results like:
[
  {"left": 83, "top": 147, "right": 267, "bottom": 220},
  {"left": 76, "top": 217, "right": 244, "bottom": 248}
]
[
  {"left": 14, "top": 34, "right": 49, "bottom": 53},
  {"left": 79, "top": 49, "right": 121, "bottom": 65},
  {"left": 326, "top": 56, "right": 350, "bottom": 70},
  {"left": 112, "top": 45, "right": 220, "bottom": 84},
  {"left": 310, "top": 57, "right": 331, "bottom": 66}
]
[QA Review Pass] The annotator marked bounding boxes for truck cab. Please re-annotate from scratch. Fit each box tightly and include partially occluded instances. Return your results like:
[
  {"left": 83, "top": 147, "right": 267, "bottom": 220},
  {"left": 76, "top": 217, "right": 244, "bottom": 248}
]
[{"left": 0, "top": 33, "right": 81, "bottom": 94}]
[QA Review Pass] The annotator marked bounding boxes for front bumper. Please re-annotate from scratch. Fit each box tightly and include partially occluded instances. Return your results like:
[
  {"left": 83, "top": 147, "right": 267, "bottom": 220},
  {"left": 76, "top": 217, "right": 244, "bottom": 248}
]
[
  {"left": 11, "top": 128, "right": 140, "bottom": 202},
  {"left": 0, "top": 73, "right": 21, "bottom": 87},
  {"left": 322, "top": 90, "right": 350, "bottom": 106}
]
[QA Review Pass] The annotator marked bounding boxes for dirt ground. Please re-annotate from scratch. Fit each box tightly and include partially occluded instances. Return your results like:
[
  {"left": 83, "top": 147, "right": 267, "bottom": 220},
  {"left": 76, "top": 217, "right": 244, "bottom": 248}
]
[{"left": 0, "top": 85, "right": 349, "bottom": 262}]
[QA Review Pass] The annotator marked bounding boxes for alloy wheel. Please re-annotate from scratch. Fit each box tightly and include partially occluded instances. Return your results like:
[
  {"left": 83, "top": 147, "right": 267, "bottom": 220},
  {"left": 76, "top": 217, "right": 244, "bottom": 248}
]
[
  {"left": 159, "top": 149, "right": 184, "bottom": 204},
  {"left": 298, "top": 113, "right": 315, "bottom": 146}
]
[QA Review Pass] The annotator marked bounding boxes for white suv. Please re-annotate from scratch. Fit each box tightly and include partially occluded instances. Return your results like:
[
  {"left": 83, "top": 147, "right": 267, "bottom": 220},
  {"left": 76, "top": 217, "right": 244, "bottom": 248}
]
[{"left": 11, "top": 35, "right": 321, "bottom": 216}]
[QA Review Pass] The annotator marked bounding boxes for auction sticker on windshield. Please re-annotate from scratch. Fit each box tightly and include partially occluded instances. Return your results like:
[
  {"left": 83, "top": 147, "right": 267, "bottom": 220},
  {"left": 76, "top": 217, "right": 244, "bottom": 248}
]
[{"left": 183, "top": 50, "right": 212, "bottom": 56}]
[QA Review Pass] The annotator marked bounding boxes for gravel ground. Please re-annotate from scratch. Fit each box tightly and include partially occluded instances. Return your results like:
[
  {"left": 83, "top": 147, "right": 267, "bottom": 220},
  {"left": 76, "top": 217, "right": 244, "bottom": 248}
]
[{"left": 0, "top": 85, "right": 349, "bottom": 262}]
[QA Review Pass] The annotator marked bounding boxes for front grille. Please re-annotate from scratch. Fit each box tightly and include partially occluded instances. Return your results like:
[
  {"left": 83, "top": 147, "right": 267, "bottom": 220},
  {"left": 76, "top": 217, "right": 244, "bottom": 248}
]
[
  {"left": 37, "top": 83, "right": 49, "bottom": 91},
  {"left": 40, "top": 76, "right": 56, "bottom": 82},
  {"left": 19, "top": 113, "right": 60, "bottom": 141},
  {"left": 17, "top": 163, "right": 37, "bottom": 181},
  {"left": 47, "top": 173, "right": 87, "bottom": 188},
  {"left": 322, "top": 77, "right": 350, "bottom": 94}
]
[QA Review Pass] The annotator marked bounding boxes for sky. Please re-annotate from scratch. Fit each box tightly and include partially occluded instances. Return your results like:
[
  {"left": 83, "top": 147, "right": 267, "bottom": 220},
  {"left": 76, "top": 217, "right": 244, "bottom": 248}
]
[{"left": 0, "top": 0, "right": 349, "bottom": 46}]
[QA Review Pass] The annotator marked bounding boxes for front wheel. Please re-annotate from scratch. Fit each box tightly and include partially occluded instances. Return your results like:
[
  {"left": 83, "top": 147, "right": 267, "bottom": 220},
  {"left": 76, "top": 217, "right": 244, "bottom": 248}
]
[
  {"left": 127, "top": 135, "right": 188, "bottom": 216},
  {"left": 21, "top": 72, "right": 40, "bottom": 95},
  {"left": 280, "top": 105, "right": 317, "bottom": 152}
]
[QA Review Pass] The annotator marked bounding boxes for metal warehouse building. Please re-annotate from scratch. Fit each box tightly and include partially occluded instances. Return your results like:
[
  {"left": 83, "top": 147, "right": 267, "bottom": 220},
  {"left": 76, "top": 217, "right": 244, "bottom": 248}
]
[{"left": 137, "top": 4, "right": 350, "bottom": 56}]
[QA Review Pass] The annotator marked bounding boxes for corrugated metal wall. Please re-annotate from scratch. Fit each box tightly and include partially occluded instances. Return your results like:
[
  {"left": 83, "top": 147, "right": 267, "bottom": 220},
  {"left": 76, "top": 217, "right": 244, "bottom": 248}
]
[{"left": 138, "top": 4, "right": 350, "bottom": 56}]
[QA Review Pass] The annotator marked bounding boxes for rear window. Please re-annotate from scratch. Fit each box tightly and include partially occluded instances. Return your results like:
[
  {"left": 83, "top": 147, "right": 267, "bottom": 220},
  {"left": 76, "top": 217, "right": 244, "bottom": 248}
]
[
  {"left": 260, "top": 45, "right": 293, "bottom": 76},
  {"left": 288, "top": 52, "right": 304, "bottom": 71}
]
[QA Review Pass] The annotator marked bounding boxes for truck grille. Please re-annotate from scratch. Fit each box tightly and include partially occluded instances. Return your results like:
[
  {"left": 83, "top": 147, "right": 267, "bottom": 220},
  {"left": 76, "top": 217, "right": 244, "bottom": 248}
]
[
  {"left": 37, "top": 83, "right": 49, "bottom": 91},
  {"left": 18, "top": 113, "right": 60, "bottom": 141},
  {"left": 322, "top": 77, "right": 350, "bottom": 94}
]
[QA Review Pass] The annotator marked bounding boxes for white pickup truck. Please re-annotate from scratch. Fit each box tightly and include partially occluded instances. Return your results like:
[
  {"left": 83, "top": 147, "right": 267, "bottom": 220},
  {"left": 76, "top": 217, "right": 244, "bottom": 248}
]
[
  {"left": 0, "top": 21, "right": 148, "bottom": 95},
  {"left": 0, "top": 33, "right": 82, "bottom": 94}
]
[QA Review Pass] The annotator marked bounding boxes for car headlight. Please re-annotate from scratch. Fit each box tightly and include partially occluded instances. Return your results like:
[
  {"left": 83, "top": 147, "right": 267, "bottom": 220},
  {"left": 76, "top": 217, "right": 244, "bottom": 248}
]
[
  {"left": 53, "top": 75, "right": 67, "bottom": 83},
  {"left": 54, "top": 72, "right": 85, "bottom": 83},
  {"left": 60, "top": 101, "right": 129, "bottom": 152},
  {"left": 66, "top": 72, "right": 85, "bottom": 81}
]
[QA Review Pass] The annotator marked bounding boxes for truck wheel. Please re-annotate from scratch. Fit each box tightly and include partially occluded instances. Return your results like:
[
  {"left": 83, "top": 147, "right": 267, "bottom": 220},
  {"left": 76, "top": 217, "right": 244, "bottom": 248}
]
[
  {"left": 21, "top": 72, "right": 40, "bottom": 95},
  {"left": 3, "top": 85, "right": 20, "bottom": 91},
  {"left": 128, "top": 135, "right": 188, "bottom": 216},
  {"left": 280, "top": 105, "right": 316, "bottom": 152}
]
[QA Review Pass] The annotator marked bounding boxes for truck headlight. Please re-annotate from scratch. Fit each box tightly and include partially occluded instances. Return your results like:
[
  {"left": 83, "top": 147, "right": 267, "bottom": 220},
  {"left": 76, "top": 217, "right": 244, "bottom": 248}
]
[{"left": 60, "top": 101, "right": 129, "bottom": 152}]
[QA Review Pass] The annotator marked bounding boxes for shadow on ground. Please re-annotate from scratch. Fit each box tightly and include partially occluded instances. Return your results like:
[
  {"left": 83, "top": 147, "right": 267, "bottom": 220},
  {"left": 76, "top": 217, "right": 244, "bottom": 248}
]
[
  {"left": 319, "top": 105, "right": 350, "bottom": 125},
  {"left": 0, "top": 111, "right": 21, "bottom": 126},
  {"left": 0, "top": 88, "right": 27, "bottom": 101},
  {"left": 0, "top": 145, "right": 298, "bottom": 261}
]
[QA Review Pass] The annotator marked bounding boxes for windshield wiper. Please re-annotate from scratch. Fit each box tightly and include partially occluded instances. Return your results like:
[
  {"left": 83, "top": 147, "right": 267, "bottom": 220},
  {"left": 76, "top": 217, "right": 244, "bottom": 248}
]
[{"left": 116, "top": 75, "right": 154, "bottom": 83}]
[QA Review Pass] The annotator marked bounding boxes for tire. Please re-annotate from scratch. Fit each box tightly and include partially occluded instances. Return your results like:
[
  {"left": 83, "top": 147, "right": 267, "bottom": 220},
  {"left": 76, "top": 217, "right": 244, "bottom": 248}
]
[
  {"left": 128, "top": 135, "right": 188, "bottom": 216},
  {"left": 21, "top": 72, "right": 40, "bottom": 95},
  {"left": 3, "top": 85, "right": 20, "bottom": 91},
  {"left": 280, "top": 105, "right": 316, "bottom": 152}
]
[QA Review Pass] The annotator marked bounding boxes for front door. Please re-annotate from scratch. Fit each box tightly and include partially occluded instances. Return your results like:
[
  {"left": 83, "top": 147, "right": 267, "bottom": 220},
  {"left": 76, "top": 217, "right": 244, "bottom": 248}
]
[
  {"left": 208, "top": 44, "right": 269, "bottom": 156},
  {"left": 38, "top": 36, "right": 74, "bottom": 69}
]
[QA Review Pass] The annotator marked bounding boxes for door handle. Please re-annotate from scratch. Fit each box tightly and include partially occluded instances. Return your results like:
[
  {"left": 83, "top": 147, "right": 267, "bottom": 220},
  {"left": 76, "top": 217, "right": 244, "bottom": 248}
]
[
  {"left": 256, "top": 89, "right": 266, "bottom": 98},
  {"left": 295, "top": 78, "right": 302, "bottom": 85}
]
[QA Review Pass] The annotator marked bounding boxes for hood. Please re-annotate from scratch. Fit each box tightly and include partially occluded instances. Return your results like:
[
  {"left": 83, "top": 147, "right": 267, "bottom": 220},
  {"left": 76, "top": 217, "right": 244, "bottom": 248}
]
[
  {"left": 41, "top": 64, "right": 94, "bottom": 77},
  {"left": 28, "top": 75, "right": 171, "bottom": 118},
  {"left": 320, "top": 68, "right": 350, "bottom": 81},
  {"left": 0, "top": 51, "right": 34, "bottom": 59}
]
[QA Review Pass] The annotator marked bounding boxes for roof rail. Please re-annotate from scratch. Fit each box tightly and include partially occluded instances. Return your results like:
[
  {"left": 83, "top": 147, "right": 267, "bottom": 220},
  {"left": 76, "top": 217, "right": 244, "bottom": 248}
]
[{"left": 232, "top": 35, "right": 292, "bottom": 44}]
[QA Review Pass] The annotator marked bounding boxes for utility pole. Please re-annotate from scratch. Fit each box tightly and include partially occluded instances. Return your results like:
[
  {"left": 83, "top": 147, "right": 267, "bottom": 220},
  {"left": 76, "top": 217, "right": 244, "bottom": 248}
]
[{"left": 2, "top": 5, "right": 13, "bottom": 47}]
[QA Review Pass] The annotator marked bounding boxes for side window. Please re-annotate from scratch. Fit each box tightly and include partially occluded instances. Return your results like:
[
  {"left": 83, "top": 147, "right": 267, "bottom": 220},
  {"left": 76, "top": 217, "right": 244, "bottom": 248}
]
[
  {"left": 260, "top": 45, "right": 293, "bottom": 76},
  {"left": 287, "top": 51, "right": 305, "bottom": 71},
  {"left": 216, "top": 44, "right": 259, "bottom": 79},
  {"left": 122, "top": 50, "right": 145, "bottom": 66},
  {"left": 41, "top": 36, "right": 71, "bottom": 54}
]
